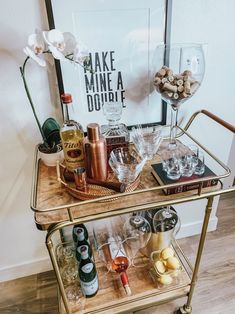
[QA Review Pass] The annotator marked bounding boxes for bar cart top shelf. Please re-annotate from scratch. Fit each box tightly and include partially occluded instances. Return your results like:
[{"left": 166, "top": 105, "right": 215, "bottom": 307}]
[{"left": 31, "top": 109, "right": 235, "bottom": 231}]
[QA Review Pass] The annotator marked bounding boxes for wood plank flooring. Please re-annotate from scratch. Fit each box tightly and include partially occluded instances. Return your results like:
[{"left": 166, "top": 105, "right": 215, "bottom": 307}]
[{"left": 0, "top": 193, "right": 235, "bottom": 314}]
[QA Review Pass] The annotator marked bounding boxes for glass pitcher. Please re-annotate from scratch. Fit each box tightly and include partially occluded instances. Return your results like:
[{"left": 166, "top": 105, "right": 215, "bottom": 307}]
[{"left": 141, "top": 207, "right": 181, "bottom": 255}]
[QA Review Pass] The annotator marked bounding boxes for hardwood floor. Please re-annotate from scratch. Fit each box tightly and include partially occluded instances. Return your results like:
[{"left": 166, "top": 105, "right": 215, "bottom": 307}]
[{"left": 0, "top": 193, "right": 235, "bottom": 314}]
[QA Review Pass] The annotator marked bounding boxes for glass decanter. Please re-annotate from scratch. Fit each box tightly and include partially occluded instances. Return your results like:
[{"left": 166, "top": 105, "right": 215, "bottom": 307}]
[
  {"left": 101, "top": 101, "right": 130, "bottom": 159},
  {"left": 152, "top": 43, "right": 205, "bottom": 150}
]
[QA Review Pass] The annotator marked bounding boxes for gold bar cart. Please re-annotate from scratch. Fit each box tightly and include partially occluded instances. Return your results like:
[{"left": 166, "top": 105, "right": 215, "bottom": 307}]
[{"left": 30, "top": 110, "right": 235, "bottom": 314}]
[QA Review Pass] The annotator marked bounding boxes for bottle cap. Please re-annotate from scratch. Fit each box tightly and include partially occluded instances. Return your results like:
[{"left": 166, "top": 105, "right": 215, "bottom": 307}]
[
  {"left": 87, "top": 123, "right": 101, "bottom": 141},
  {"left": 77, "top": 228, "right": 85, "bottom": 241},
  {"left": 61, "top": 93, "right": 72, "bottom": 104},
  {"left": 80, "top": 245, "right": 89, "bottom": 259}
]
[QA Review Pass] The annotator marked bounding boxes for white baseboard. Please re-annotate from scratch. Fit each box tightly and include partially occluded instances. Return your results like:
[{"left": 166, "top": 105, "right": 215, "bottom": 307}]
[
  {"left": 177, "top": 216, "right": 218, "bottom": 239},
  {"left": 0, "top": 257, "right": 52, "bottom": 283},
  {"left": 0, "top": 216, "right": 218, "bottom": 283}
]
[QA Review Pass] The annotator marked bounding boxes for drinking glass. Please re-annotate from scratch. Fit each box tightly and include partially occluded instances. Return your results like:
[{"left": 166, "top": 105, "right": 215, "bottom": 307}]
[
  {"left": 194, "top": 150, "right": 205, "bottom": 175},
  {"left": 179, "top": 152, "right": 195, "bottom": 177},
  {"left": 131, "top": 125, "right": 162, "bottom": 160},
  {"left": 65, "top": 282, "right": 85, "bottom": 307},
  {"left": 152, "top": 43, "right": 205, "bottom": 150},
  {"left": 109, "top": 147, "right": 146, "bottom": 184},
  {"left": 61, "top": 263, "right": 79, "bottom": 286},
  {"left": 56, "top": 243, "right": 76, "bottom": 269}
]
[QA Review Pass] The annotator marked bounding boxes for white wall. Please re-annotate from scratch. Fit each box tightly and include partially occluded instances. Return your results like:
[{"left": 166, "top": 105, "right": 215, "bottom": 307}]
[
  {"left": 0, "top": 0, "right": 234, "bottom": 282},
  {"left": 0, "top": 0, "right": 60, "bottom": 281},
  {"left": 170, "top": 0, "right": 235, "bottom": 238}
]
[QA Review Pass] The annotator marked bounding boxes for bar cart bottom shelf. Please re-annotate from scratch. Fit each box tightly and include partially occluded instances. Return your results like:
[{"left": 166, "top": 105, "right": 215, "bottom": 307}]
[{"left": 59, "top": 244, "right": 192, "bottom": 314}]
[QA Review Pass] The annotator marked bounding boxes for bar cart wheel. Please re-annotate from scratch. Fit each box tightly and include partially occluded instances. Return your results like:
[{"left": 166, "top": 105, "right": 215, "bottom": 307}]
[{"left": 175, "top": 305, "right": 192, "bottom": 314}]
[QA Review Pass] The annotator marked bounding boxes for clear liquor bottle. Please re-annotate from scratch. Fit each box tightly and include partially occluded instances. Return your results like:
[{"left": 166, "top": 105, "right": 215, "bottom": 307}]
[
  {"left": 101, "top": 102, "right": 129, "bottom": 159},
  {"left": 79, "top": 245, "right": 99, "bottom": 298},
  {"left": 60, "top": 93, "right": 85, "bottom": 172}
]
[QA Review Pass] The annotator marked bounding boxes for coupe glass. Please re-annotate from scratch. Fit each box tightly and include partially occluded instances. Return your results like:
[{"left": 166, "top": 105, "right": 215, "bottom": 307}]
[{"left": 152, "top": 43, "right": 205, "bottom": 150}]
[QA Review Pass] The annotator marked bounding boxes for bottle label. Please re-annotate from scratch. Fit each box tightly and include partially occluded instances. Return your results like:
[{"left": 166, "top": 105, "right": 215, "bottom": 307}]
[
  {"left": 61, "top": 131, "right": 85, "bottom": 170},
  {"left": 81, "top": 262, "right": 93, "bottom": 273},
  {"left": 80, "top": 274, "right": 99, "bottom": 296},
  {"left": 108, "top": 236, "right": 126, "bottom": 260}
]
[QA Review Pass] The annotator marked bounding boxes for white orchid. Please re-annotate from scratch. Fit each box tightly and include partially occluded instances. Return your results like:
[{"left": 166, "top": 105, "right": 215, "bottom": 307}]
[
  {"left": 23, "top": 28, "right": 89, "bottom": 68},
  {"left": 73, "top": 41, "right": 89, "bottom": 64},
  {"left": 42, "top": 29, "right": 66, "bottom": 60},
  {"left": 21, "top": 29, "right": 91, "bottom": 149},
  {"left": 23, "top": 32, "right": 46, "bottom": 66}
]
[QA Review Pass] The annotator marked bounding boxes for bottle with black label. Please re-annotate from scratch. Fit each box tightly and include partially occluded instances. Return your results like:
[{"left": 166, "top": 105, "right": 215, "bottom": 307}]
[
  {"left": 75, "top": 227, "right": 92, "bottom": 262},
  {"left": 73, "top": 224, "right": 89, "bottom": 244},
  {"left": 79, "top": 245, "right": 99, "bottom": 298}
]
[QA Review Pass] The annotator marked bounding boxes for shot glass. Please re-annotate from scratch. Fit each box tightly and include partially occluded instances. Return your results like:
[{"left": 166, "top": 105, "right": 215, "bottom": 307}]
[
  {"left": 179, "top": 153, "right": 195, "bottom": 177},
  {"left": 194, "top": 150, "right": 205, "bottom": 175},
  {"left": 165, "top": 156, "right": 181, "bottom": 180},
  {"left": 73, "top": 167, "right": 87, "bottom": 192}
]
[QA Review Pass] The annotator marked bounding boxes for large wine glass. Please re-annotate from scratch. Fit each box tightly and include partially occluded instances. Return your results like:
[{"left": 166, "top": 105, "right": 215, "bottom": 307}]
[
  {"left": 123, "top": 214, "right": 151, "bottom": 267},
  {"left": 153, "top": 43, "right": 205, "bottom": 150}
]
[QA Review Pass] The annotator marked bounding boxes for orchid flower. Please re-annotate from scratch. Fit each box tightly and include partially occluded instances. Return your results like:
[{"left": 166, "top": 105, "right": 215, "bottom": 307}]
[
  {"left": 73, "top": 41, "right": 89, "bottom": 64},
  {"left": 43, "top": 29, "right": 68, "bottom": 60},
  {"left": 20, "top": 28, "right": 91, "bottom": 150},
  {"left": 23, "top": 32, "right": 46, "bottom": 66}
]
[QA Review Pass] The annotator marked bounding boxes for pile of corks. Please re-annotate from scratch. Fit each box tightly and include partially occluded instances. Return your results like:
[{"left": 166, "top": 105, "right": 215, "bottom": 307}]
[{"left": 154, "top": 66, "right": 199, "bottom": 102}]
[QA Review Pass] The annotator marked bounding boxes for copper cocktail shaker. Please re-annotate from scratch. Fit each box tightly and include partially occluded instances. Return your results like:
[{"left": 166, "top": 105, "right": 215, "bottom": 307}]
[{"left": 84, "top": 123, "right": 108, "bottom": 181}]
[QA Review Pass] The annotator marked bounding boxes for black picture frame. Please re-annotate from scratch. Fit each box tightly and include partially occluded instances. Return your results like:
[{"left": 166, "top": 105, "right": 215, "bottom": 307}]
[{"left": 45, "top": 0, "right": 172, "bottom": 128}]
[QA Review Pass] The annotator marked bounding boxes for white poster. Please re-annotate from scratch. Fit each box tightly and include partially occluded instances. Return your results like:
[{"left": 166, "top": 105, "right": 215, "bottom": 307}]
[{"left": 49, "top": 0, "right": 166, "bottom": 129}]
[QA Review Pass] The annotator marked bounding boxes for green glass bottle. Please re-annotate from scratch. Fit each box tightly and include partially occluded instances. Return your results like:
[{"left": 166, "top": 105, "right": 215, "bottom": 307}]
[
  {"left": 75, "top": 228, "right": 92, "bottom": 262},
  {"left": 73, "top": 224, "right": 89, "bottom": 243},
  {"left": 79, "top": 245, "right": 99, "bottom": 298}
]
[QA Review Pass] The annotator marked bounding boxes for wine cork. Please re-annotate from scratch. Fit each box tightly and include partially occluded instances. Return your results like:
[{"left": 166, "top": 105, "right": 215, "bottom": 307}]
[
  {"left": 175, "top": 74, "right": 184, "bottom": 80},
  {"left": 173, "top": 93, "right": 179, "bottom": 99},
  {"left": 167, "top": 75, "right": 174, "bottom": 82},
  {"left": 190, "top": 81, "right": 200, "bottom": 94},
  {"left": 154, "top": 77, "right": 161, "bottom": 86},
  {"left": 163, "top": 82, "right": 178, "bottom": 93},
  {"left": 177, "top": 85, "right": 184, "bottom": 92},
  {"left": 157, "top": 68, "right": 167, "bottom": 77},
  {"left": 181, "top": 91, "right": 189, "bottom": 98},
  {"left": 184, "top": 81, "right": 191, "bottom": 93},
  {"left": 161, "top": 77, "right": 168, "bottom": 84},
  {"left": 162, "top": 91, "right": 173, "bottom": 99},
  {"left": 183, "top": 70, "right": 192, "bottom": 76},
  {"left": 166, "top": 69, "right": 173, "bottom": 76},
  {"left": 176, "top": 79, "right": 183, "bottom": 86}
]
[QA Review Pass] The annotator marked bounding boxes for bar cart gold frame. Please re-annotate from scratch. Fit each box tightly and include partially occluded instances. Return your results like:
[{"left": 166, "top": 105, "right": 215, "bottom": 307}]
[{"left": 30, "top": 110, "right": 235, "bottom": 314}]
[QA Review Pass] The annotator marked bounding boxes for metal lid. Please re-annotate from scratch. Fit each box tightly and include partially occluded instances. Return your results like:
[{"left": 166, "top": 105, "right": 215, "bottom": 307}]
[{"left": 87, "top": 123, "right": 100, "bottom": 141}]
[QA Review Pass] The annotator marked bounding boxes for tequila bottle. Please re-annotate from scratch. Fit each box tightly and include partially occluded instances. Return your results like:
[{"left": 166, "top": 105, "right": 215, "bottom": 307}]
[
  {"left": 60, "top": 93, "right": 85, "bottom": 171},
  {"left": 101, "top": 102, "right": 129, "bottom": 159},
  {"left": 79, "top": 246, "right": 99, "bottom": 298}
]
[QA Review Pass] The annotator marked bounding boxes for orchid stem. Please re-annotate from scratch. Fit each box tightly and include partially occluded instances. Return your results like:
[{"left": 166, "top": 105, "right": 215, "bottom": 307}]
[{"left": 20, "top": 59, "right": 49, "bottom": 147}]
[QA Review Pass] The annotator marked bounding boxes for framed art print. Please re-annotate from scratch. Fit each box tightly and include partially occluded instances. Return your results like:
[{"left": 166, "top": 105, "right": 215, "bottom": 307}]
[{"left": 45, "top": 0, "right": 171, "bottom": 129}]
